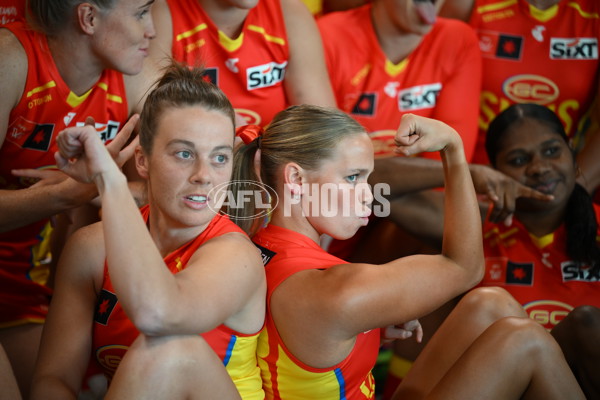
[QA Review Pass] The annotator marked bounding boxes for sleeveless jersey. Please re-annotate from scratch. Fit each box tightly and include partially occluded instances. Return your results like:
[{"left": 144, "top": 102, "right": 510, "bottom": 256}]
[
  {"left": 167, "top": 0, "right": 290, "bottom": 127},
  {"left": 253, "top": 224, "right": 380, "bottom": 400},
  {"left": 479, "top": 204, "right": 600, "bottom": 330},
  {"left": 0, "top": 21, "right": 128, "bottom": 327},
  {"left": 92, "top": 206, "right": 264, "bottom": 399},
  {"left": 318, "top": 5, "right": 481, "bottom": 161},
  {"left": 469, "top": 0, "right": 600, "bottom": 164}
]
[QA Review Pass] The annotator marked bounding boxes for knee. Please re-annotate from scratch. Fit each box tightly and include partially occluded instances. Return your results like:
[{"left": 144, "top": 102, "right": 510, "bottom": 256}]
[
  {"left": 493, "top": 317, "right": 559, "bottom": 356},
  {"left": 565, "top": 305, "right": 600, "bottom": 330},
  {"left": 459, "top": 287, "right": 526, "bottom": 321}
]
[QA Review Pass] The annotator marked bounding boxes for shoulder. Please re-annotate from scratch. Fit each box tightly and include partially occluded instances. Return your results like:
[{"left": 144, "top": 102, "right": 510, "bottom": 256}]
[{"left": 0, "top": 26, "right": 28, "bottom": 142}]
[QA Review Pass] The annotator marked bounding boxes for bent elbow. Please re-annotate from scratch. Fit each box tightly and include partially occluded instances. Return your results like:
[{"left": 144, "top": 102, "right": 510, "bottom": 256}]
[{"left": 130, "top": 306, "right": 171, "bottom": 337}]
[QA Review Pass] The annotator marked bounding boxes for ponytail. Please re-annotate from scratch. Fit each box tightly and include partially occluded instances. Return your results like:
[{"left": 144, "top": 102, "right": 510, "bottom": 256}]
[{"left": 565, "top": 183, "right": 600, "bottom": 267}]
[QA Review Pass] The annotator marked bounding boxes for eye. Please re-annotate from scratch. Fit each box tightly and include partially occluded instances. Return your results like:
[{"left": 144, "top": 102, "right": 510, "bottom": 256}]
[
  {"left": 137, "top": 7, "right": 150, "bottom": 19},
  {"left": 543, "top": 146, "right": 561, "bottom": 157},
  {"left": 213, "top": 154, "right": 229, "bottom": 164},
  {"left": 507, "top": 155, "right": 528, "bottom": 167},
  {"left": 176, "top": 150, "right": 193, "bottom": 160},
  {"left": 346, "top": 174, "right": 359, "bottom": 183}
]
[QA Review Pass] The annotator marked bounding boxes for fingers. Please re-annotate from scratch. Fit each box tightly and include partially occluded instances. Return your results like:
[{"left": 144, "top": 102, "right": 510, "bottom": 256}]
[{"left": 107, "top": 114, "right": 140, "bottom": 156}]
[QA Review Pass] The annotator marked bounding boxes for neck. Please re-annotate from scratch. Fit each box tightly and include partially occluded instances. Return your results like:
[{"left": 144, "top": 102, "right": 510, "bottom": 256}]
[
  {"left": 515, "top": 207, "right": 565, "bottom": 238},
  {"left": 198, "top": 0, "right": 250, "bottom": 38},
  {"left": 269, "top": 207, "right": 321, "bottom": 245},
  {"left": 47, "top": 32, "right": 104, "bottom": 96},
  {"left": 528, "top": 0, "right": 560, "bottom": 10},
  {"left": 370, "top": 2, "right": 424, "bottom": 64}
]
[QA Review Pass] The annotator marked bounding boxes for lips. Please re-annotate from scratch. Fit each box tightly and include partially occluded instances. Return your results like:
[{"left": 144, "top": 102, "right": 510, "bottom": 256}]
[
  {"left": 530, "top": 180, "right": 559, "bottom": 195},
  {"left": 185, "top": 194, "right": 208, "bottom": 203},
  {"left": 414, "top": 0, "right": 437, "bottom": 25}
]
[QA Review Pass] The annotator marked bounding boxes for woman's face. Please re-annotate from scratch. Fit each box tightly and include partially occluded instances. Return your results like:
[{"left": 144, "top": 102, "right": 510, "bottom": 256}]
[
  {"left": 138, "top": 105, "right": 234, "bottom": 231},
  {"left": 493, "top": 118, "right": 576, "bottom": 213},
  {"left": 91, "top": 0, "right": 156, "bottom": 75},
  {"left": 301, "top": 133, "right": 375, "bottom": 240}
]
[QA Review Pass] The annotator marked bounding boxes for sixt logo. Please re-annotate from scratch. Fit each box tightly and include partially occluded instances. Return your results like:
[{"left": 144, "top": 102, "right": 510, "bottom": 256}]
[
  {"left": 561, "top": 261, "right": 600, "bottom": 282},
  {"left": 550, "top": 38, "right": 598, "bottom": 60},
  {"left": 246, "top": 61, "right": 287, "bottom": 90},
  {"left": 398, "top": 83, "right": 441, "bottom": 111}
]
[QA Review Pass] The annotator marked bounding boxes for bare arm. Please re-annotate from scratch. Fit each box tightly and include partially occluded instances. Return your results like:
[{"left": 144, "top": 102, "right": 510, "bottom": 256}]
[
  {"left": 281, "top": 0, "right": 337, "bottom": 107},
  {"left": 272, "top": 115, "right": 484, "bottom": 367},
  {"left": 30, "top": 224, "right": 105, "bottom": 400},
  {"left": 55, "top": 124, "right": 265, "bottom": 337}
]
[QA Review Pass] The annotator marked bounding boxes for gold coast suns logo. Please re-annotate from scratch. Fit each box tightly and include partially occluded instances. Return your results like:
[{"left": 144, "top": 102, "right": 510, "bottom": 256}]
[
  {"left": 96, "top": 345, "right": 129, "bottom": 377},
  {"left": 524, "top": 300, "right": 573, "bottom": 331}
]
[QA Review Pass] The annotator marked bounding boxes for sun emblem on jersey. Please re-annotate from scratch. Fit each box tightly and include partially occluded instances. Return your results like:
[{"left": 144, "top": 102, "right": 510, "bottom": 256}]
[{"left": 532, "top": 26, "right": 545, "bottom": 42}]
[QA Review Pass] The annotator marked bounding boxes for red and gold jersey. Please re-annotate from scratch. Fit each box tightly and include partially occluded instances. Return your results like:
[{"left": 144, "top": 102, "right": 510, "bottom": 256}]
[
  {"left": 318, "top": 5, "right": 481, "bottom": 160},
  {"left": 0, "top": 21, "right": 129, "bottom": 327},
  {"left": 92, "top": 207, "right": 264, "bottom": 399},
  {"left": 253, "top": 224, "right": 380, "bottom": 400},
  {"left": 167, "top": 0, "right": 290, "bottom": 127},
  {"left": 470, "top": 0, "right": 600, "bottom": 164},
  {"left": 479, "top": 204, "right": 600, "bottom": 330}
]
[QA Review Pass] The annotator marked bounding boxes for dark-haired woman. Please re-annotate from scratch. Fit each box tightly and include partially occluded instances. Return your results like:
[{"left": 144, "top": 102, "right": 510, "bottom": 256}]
[
  {"left": 480, "top": 102, "right": 600, "bottom": 399},
  {"left": 30, "top": 63, "right": 266, "bottom": 399}
]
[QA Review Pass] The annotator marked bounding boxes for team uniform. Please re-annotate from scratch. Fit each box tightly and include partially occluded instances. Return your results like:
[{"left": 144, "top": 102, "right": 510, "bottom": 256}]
[
  {"left": 318, "top": 5, "right": 481, "bottom": 160},
  {"left": 0, "top": 21, "right": 128, "bottom": 328},
  {"left": 254, "top": 224, "right": 380, "bottom": 400},
  {"left": 479, "top": 204, "right": 600, "bottom": 330},
  {"left": 92, "top": 206, "right": 264, "bottom": 399},
  {"left": 469, "top": 0, "right": 600, "bottom": 164},
  {"left": 166, "top": 0, "right": 290, "bottom": 126}
]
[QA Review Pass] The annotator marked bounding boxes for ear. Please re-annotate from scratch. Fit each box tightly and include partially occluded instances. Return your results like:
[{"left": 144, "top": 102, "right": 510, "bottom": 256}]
[
  {"left": 135, "top": 146, "right": 150, "bottom": 179},
  {"left": 283, "top": 162, "right": 304, "bottom": 196},
  {"left": 77, "top": 3, "right": 98, "bottom": 35}
]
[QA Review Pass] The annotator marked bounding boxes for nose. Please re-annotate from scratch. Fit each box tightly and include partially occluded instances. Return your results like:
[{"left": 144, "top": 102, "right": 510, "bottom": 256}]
[
  {"left": 526, "top": 153, "right": 551, "bottom": 177},
  {"left": 146, "top": 17, "right": 157, "bottom": 40},
  {"left": 190, "top": 160, "right": 211, "bottom": 185},
  {"left": 357, "top": 183, "right": 374, "bottom": 206}
]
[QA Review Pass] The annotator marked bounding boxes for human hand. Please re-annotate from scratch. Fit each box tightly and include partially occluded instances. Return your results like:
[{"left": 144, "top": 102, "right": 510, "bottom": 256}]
[
  {"left": 11, "top": 168, "right": 67, "bottom": 188},
  {"left": 470, "top": 164, "right": 554, "bottom": 226},
  {"left": 394, "top": 114, "right": 462, "bottom": 157},
  {"left": 381, "top": 319, "right": 423, "bottom": 343},
  {"left": 54, "top": 115, "right": 139, "bottom": 184}
]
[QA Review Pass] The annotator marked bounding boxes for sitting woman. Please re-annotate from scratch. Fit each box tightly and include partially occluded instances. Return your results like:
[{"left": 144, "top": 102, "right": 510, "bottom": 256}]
[
  {"left": 30, "top": 63, "right": 266, "bottom": 399},
  {"left": 232, "top": 104, "right": 584, "bottom": 399},
  {"left": 480, "top": 103, "right": 600, "bottom": 399}
]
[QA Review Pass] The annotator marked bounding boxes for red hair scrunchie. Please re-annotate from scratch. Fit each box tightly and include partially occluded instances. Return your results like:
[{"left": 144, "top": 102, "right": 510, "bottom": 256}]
[{"left": 236, "top": 124, "right": 264, "bottom": 146}]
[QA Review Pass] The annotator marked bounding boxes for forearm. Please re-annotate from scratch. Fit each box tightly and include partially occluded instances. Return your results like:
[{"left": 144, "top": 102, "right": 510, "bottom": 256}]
[
  {"left": 97, "top": 172, "right": 177, "bottom": 333},
  {"left": 440, "top": 142, "right": 484, "bottom": 285},
  {"left": 370, "top": 157, "right": 445, "bottom": 198},
  {"left": 0, "top": 180, "right": 96, "bottom": 233}
]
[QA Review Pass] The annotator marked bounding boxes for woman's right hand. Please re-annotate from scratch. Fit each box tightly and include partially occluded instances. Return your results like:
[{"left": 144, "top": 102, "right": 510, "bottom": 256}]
[{"left": 394, "top": 114, "right": 462, "bottom": 157}]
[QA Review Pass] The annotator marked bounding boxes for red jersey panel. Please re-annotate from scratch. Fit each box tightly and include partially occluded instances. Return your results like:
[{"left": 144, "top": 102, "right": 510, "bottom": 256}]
[
  {"left": 0, "top": 0, "right": 24, "bottom": 25},
  {"left": 167, "top": 0, "right": 289, "bottom": 127},
  {"left": 318, "top": 5, "right": 481, "bottom": 161},
  {"left": 470, "top": 0, "right": 600, "bottom": 164},
  {"left": 0, "top": 22, "right": 129, "bottom": 326},
  {"left": 253, "top": 224, "right": 380, "bottom": 400},
  {"left": 479, "top": 204, "right": 600, "bottom": 330},
  {"left": 93, "top": 207, "right": 264, "bottom": 398}
]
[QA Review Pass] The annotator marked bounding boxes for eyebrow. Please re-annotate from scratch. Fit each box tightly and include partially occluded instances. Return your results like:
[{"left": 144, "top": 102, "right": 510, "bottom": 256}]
[
  {"left": 166, "top": 140, "right": 233, "bottom": 152},
  {"left": 140, "top": 0, "right": 155, "bottom": 9}
]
